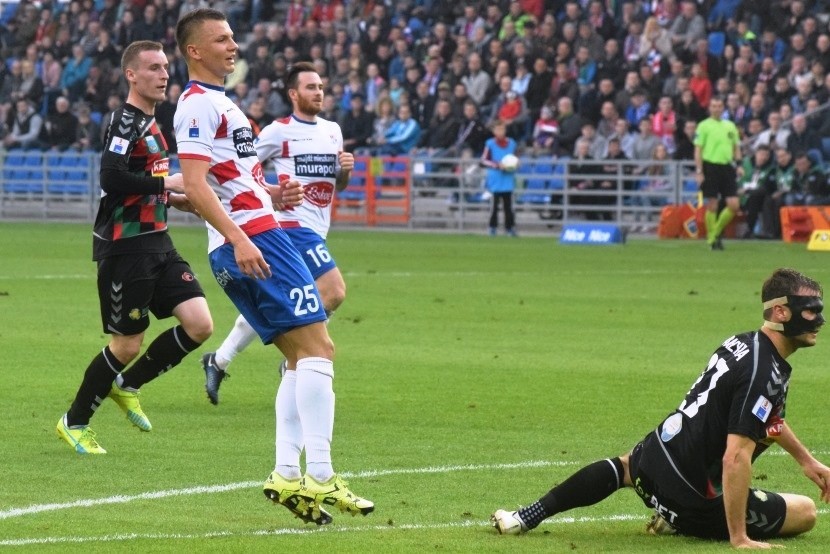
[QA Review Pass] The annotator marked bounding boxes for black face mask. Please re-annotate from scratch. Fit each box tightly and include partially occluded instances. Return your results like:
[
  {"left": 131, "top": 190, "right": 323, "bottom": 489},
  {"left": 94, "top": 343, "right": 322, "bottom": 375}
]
[{"left": 763, "top": 295, "right": 825, "bottom": 337}]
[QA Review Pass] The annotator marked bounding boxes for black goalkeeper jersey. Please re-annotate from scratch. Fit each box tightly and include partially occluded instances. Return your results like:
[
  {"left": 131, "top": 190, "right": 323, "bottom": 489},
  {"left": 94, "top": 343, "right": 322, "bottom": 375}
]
[
  {"left": 93, "top": 103, "right": 174, "bottom": 260},
  {"left": 641, "top": 331, "right": 791, "bottom": 503}
]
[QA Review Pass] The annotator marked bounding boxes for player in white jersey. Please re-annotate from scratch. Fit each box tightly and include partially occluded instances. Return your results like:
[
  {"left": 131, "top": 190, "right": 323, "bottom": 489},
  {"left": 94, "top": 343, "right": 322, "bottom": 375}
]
[
  {"left": 201, "top": 61, "right": 351, "bottom": 406},
  {"left": 174, "top": 10, "right": 372, "bottom": 525}
]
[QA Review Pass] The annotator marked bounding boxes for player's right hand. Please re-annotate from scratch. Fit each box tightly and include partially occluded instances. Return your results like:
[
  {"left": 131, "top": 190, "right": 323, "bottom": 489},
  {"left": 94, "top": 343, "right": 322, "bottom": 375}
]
[
  {"left": 164, "top": 173, "right": 185, "bottom": 193},
  {"left": 232, "top": 237, "right": 271, "bottom": 280},
  {"left": 274, "top": 179, "right": 303, "bottom": 208}
]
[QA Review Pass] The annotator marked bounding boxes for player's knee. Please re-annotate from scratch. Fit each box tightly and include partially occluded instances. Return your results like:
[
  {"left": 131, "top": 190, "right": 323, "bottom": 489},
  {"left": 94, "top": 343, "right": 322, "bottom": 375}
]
[
  {"left": 324, "top": 285, "right": 346, "bottom": 313},
  {"left": 781, "top": 494, "right": 817, "bottom": 535},
  {"left": 793, "top": 497, "right": 817, "bottom": 532},
  {"left": 183, "top": 317, "right": 213, "bottom": 344},
  {"left": 110, "top": 337, "right": 143, "bottom": 364}
]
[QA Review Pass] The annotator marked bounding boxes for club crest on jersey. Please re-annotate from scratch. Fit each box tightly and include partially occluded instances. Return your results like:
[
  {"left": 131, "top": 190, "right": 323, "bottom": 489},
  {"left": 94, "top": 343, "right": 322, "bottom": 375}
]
[
  {"left": 189, "top": 118, "right": 199, "bottom": 137},
  {"left": 233, "top": 127, "right": 256, "bottom": 158},
  {"left": 304, "top": 181, "right": 335, "bottom": 207},
  {"left": 752, "top": 395, "right": 772, "bottom": 422},
  {"left": 145, "top": 136, "right": 159, "bottom": 153},
  {"left": 108, "top": 136, "right": 129, "bottom": 155},
  {"left": 294, "top": 153, "right": 336, "bottom": 178}
]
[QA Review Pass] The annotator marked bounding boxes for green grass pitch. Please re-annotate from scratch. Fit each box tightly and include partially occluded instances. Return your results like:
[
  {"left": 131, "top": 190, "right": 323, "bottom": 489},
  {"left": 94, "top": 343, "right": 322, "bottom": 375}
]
[{"left": 0, "top": 221, "right": 828, "bottom": 552}]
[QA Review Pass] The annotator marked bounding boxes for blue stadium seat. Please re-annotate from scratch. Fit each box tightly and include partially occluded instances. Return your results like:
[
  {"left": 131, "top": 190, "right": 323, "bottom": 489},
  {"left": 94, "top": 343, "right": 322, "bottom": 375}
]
[{"left": 4, "top": 148, "right": 26, "bottom": 167}]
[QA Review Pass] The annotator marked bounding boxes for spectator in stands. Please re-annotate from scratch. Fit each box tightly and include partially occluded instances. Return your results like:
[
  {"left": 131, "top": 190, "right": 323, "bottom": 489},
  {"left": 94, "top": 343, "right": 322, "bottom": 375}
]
[
  {"left": 555, "top": 96, "right": 583, "bottom": 158},
  {"left": 787, "top": 152, "right": 830, "bottom": 206},
  {"left": 550, "top": 60, "right": 579, "bottom": 107},
  {"left": 492, "top": 82, "right": 529, "bottom": 144},
  {"left": 410, "top": 79, "right": 436, "bottom": 131},
  {"left": 753, "top": 110, "right": 789, "bottom": 151},
  {"left": 787, "top": 114, "right": 822, "bottom": 164},
  {"left": 595, "top": 99, "right": 619, "bottom": 139},
  {"left": 673, "top": 119, "right": 697, "bottom": 160},
  {"left": 737, "top": 144, "right": 776, "bottom": 238},
  {"left": 631, "top": 117, "right": 662, "bottom": 166},
  {"left": 568, "top": 137, "right": 606, "bottom": 220},
  {"left": 461, "top": 52, "right": 492, "bottom": 110},
  {"left": 3, "top": 98, "right": 43, "bottom": 150},
  {"left": 451, "top": 99, "right": 489, "bottom": 157},
  {"left": 417, "top": 98, "right": 459, "bottom": 156},
  {"left": 244, "top": 98, "right": 272, "bottom": 137},
  {"left": 608, "top": 117, "right": 636, "bottom": 160},
  {"left": 60, "top": 44, "right": 92, "bottom": 103},
  {"left": 575, "top": 20, "right": 604, "bottom": 61},
  {"left": 341, "top": 93, "right": 375, "bottom": 153},
  {"left": 43, "top": 95, "right": 78, "bottom": 151},
  {"left": 370, "top": 102, "right": 420, "bottom": 156},
  {"left": 15, "top": 59, "right": 43, "bottom": 108},
  {"left": 770, "top": 75, "right": 794, "bottom": 109},
  {"left": 481, "top": 119, "right": 518, "bottom": 236},
  {"left": 639, "top": 16, "right": 672, "bottom": 64},
  {"left": 594, "top": 38, "right": 625, "bottom": 88},
  {"left": 531, "top": 105, "right": 558, "bottom": 157},
  {"left": 72, "top": 103, "right": 101, "bottom": 151},
  {"left": 624, "top": 88, "right": 651, "bottom": 128},
  {"left": 789, "top": 79, "right": 814, "bottom": 115},
  {"left": 673, "top": 83, "right": 703, "bottom": 122},
  {"left": 669, "top": 0, "right": 706, "bottom": 56},
  {"left": 651, "top": 95, "right": 678, "bottom": 154},
  {"left": 82, "top": 65, "right": 109, "bottom": 114},
  {"left": 760, "top": 147, "right": 796, "bottom": 239},
  {"left": 155, "top": 82, "right": 180, "bottom": 153},
  {"left": 688, "top": 62, "right": 712, "bottom": 109},
  {"left": 577, "top": 121, "right": 607, "bottom": 160}
]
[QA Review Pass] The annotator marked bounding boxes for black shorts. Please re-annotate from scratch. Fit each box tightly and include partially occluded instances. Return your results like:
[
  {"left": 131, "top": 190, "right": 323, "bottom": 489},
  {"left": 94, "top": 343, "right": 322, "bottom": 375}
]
[
  {"left": 701, "top": 161, "right": 738, "bottom": 200},
  {"left": 629, "top": 437, "right": 787, "bottom": 540},
  {"left": 96, "top": 250, "right": 205, "bottom": 336}
]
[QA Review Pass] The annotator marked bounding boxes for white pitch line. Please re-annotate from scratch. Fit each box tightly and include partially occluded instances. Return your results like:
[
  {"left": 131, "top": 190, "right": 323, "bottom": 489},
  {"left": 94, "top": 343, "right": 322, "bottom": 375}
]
[
  {"left": 0, "top": 460, "right": 576, "bottom": 521},
  {"left": 0, "top": 514, "right": 666, "bottom": 547},
  {"left": 4, "top": 510, "right": 829, "bottom": 548}
]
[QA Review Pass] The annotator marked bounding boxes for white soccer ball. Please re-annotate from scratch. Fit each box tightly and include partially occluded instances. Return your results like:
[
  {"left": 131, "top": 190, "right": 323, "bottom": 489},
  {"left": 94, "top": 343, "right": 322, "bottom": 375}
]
[{"left": 500, "top": 154, "right": 519, "bottom": 171}]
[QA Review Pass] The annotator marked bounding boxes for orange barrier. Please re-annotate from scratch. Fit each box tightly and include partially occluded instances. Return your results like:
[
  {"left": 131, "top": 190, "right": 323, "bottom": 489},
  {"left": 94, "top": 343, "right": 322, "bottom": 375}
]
[
  {"left": 331, "top": 156, "right": 411, "bottom": 226},
  {"left": 658, "top": 203, "right": 744, "bottom": 239},
  {"left": 779, "top": 206, "right": 830, "bottom": 243}
]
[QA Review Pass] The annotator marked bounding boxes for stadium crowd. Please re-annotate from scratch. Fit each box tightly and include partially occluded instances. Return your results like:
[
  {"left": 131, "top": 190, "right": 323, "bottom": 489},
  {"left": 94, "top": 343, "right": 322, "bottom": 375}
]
[{"left": 2, "top": 0, "right": 830, "bottom": 237}]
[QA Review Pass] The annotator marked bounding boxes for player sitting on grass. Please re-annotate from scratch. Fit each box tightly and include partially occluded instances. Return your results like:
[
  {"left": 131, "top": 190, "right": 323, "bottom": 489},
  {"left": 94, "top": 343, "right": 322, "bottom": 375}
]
[{"left": 492, "top": 268, "right": 830, "bottom": 549}]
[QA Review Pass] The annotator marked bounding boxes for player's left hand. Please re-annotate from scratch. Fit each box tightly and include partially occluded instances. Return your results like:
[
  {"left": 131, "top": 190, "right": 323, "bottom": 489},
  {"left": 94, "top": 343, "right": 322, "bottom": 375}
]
[
  {"left": 338, "top": 151, "right": 354, "bottom": 172},
  {"left": 802, "top": 459, "right": 830, "bottom": 502}
]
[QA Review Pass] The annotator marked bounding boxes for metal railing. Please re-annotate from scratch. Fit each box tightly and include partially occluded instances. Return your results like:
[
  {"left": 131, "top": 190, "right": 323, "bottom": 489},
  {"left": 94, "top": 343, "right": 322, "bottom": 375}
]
[{"left": 1, "top": 150, "right": 700, "bottom": 232}]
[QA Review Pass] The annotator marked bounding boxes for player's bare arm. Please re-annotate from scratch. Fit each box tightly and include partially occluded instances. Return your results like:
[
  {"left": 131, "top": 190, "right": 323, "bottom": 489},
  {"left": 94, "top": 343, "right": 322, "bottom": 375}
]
[
  {"left": 180, "top": 157, "right": 271, "bottom": 279},
  {"left": 167, "top": 192, "right": 198, "bottom": 215},
  {"left": 335, "top": 151, "right": 353, "bottom": 192},
  {"left": 722, "top": 434, "right": 776, "bottom": 549},
  {"left": 163, "top": 172, "right": 185, "bottom": 193},
  {"left": 777, "top": 422, "right": 830, "bottom": 503}
]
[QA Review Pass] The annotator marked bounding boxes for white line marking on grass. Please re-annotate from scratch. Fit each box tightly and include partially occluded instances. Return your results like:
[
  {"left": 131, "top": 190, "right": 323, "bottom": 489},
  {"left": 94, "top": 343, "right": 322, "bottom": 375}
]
[
  {"left": 0, "top": 274, "right": 92, "bottom": 280},
  {"left": 0, "top": 460, "right": 576, "bottom": 521},
  {"left": 4, "top": 510, "right": 829, "bottom": 547}
]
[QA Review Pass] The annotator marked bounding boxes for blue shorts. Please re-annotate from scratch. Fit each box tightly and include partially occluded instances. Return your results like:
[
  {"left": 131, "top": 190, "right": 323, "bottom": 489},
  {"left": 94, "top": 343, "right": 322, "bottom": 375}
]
[
  {"left": 282, "top": 226, "right": 337, "bottom": 280},
  {"left": 208, "top": 229, "right": 327, "bottom": 344}
]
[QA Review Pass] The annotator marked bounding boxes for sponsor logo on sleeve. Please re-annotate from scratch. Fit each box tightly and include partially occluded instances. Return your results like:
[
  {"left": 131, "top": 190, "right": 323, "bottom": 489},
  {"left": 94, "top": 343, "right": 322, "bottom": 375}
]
[
  {"left": 108, "top": 136, "right": 130, "bottom": 155},
  {"left": 233, "top": 127, "right": 256, "bottom": 158},
  {"left": 189, "top": 118, "right": 199, "bottom": 138},
  {"left": 752, "top": 395, "right": 772, "bottom": 422},
  {"left": 151, "top": 158, "right": 170, "bottom": 176}
]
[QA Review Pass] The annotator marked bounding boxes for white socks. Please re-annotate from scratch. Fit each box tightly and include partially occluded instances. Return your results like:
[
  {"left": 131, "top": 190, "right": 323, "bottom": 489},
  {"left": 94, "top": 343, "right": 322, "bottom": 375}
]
[
  {"left": 215, "top": 314, "right": 258, "bottom": 369},
  {"left": 294, "top": 357, "right": 335, "bottom": 482},
  {"left": 275, "top": 370, "right": 302, "bottom": 480}
]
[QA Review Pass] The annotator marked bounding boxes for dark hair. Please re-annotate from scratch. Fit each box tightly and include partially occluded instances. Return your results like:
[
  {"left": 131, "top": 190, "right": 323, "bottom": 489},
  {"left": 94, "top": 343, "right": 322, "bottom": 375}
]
[
  {"left": 121, "top": 40, "right": 164, "bottom": 74},
  {"left": 176, "top": 8, "right": 226, "bottom": 60},
  {"left": 762, "top": 268, "right": 822, "bottom": 303},
  {"left": 286, "top": 61, "right": 318, "bottom": 91}
]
